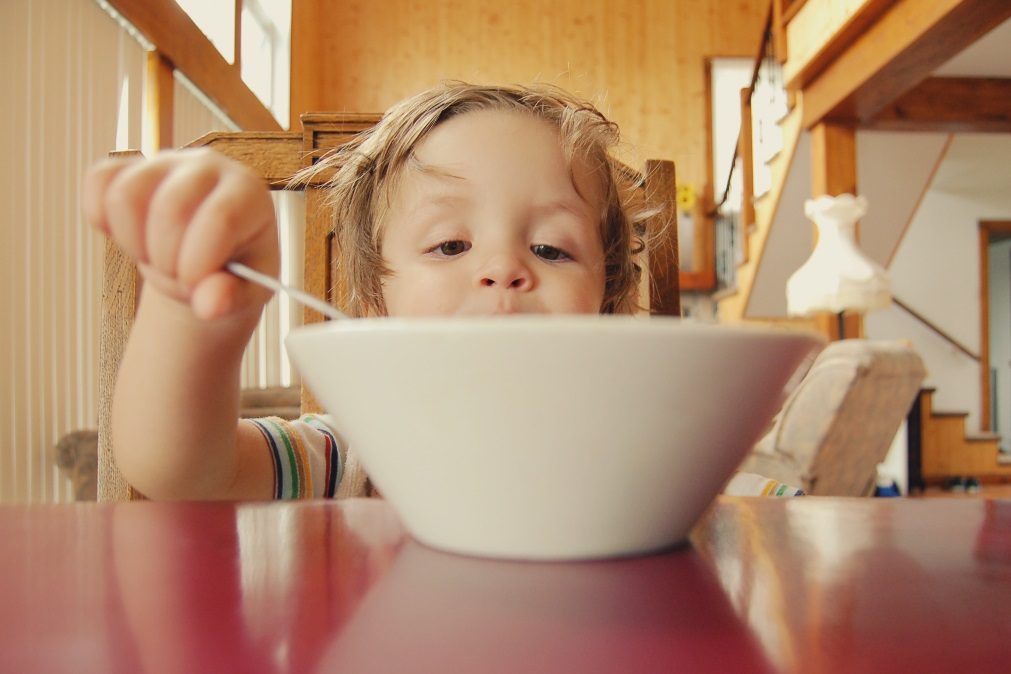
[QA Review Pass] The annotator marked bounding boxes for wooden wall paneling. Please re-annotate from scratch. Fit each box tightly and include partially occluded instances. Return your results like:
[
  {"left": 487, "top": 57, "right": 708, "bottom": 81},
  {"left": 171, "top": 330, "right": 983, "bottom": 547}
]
[{"left": 289, "top": 0, "right": 767, "bottom": 209}]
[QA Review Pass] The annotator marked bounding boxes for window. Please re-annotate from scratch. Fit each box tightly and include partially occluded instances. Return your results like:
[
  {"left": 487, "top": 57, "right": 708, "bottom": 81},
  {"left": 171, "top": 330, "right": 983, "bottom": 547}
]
[
  {"left": 241, "top": 0, "right": 291, "bottom": 128},
  {"left": 171, "top": 0, "right": 290, "bottom": 127},
  {"left": 174, "top": 0, "right": 235, "bottom": 63}
]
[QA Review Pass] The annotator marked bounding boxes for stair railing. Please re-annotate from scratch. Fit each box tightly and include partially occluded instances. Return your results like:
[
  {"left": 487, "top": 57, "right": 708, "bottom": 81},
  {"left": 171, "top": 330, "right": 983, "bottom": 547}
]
[
  {"left": 712, "top": 1, "right": 788, "bottom": 289},
  {"left": 892, "top": 297, "right": 979, "bottom": 362}
]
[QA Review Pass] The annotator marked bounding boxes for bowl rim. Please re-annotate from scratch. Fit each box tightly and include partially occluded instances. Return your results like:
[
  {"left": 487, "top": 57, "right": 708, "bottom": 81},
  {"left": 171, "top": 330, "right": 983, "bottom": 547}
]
[{"left": 286, "top": 314, "right": 827, "bottom": 344}]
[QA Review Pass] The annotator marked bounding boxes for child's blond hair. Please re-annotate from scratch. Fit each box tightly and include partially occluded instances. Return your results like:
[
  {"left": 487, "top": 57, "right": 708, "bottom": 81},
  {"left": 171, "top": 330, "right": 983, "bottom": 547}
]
[{"left": 301, "top": 82, "right": 646, "bottom": 317}]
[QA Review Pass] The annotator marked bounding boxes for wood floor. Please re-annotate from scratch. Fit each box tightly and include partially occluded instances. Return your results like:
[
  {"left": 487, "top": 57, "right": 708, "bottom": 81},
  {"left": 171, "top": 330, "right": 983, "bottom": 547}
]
[{"left": 912, "top": 483, "right": 1011, "bottom": 499}]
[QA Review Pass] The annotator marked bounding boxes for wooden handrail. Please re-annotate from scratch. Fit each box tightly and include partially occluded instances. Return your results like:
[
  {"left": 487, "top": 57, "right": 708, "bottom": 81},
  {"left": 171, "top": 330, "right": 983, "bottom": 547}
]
[
  {"left": 892, "top": 297, "right": 979, "bottom": 361},
  {"left": 780, "top": 0, "right": 808, "bottom": 25},
  {"left": 709, "top": 1, "right": 775, "bottom": 217}
]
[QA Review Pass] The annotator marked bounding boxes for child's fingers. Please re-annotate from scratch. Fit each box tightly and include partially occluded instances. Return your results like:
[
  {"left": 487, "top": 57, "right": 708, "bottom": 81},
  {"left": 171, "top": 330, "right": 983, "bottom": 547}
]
[
  {"left": 136, "top": 262, "right": 192, "bottom": 305},
  {"left": 101, "top": 156, "right": 178, "bottom": 265},
  {"left": 190, "top": 271, "right": 244, "bottom": 321},
  {"left": 82, "top": 157, "right": 136, "bottom": 235},
  {"left": 175, "top": 170, "right": 278, "bottom": 288},
  {"left": 145, "top": 159, "right": 223, "bottom": 280}
]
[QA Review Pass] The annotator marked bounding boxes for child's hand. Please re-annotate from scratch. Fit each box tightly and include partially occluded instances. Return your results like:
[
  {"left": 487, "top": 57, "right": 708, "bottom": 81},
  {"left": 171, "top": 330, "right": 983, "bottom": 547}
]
[{"left": 83, "top": 149, "right": 280, "bottom": 320}]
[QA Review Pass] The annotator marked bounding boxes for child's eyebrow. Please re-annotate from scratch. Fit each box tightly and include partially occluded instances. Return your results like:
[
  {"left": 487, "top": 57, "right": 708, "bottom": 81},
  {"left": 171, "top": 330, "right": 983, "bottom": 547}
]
[
  {"left": 409, "top": 155, "right": 465, "bottom": 182},
  {"left": 530, "top": 199, "right": 592, "bottom": 222}
]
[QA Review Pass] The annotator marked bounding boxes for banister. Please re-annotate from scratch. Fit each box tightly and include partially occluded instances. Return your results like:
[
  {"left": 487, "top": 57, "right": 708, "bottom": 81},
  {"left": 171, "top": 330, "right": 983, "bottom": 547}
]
[
  {"left": 892, "top": 296, "right": 979, "bottom": 362},
  {"left": 709, "top": 1, "right": 776, "bottom": 217}
]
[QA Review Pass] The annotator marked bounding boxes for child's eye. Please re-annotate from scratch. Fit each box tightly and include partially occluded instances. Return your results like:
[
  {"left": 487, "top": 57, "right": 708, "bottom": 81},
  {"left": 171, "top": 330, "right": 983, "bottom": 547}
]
[
  {"left": 531, "top": 244, "right": 571, "bottom": 261},
  {"left": 429, "top": 240, "right": 471, "bottom": 257}
]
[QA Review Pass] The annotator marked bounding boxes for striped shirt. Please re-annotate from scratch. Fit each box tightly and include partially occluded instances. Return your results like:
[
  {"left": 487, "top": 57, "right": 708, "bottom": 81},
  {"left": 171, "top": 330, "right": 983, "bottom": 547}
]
[
  {"left": 249, "top": 414, "right": 368, "bottom": 499},
  {"left": 723, "top": 471, "right": 805, "bottom": 497}
]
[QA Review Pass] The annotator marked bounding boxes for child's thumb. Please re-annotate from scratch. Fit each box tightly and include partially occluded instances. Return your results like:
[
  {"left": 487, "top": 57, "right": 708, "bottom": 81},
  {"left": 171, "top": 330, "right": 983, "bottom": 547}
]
[{"left": 191, "top": 272, "right": 267, "bottom": 321}]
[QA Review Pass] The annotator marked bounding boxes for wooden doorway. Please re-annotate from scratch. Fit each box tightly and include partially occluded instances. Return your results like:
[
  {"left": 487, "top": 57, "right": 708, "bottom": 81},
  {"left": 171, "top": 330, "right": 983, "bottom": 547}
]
[{"left": 980, "top": 220, "right": 1011, "bottom": 450}]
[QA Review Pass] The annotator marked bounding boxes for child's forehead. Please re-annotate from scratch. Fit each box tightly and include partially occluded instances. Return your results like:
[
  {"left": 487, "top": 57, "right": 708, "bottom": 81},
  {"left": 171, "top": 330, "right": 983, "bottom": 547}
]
[{"left": 395, "top": 109, "right": 606, "bottom": 210}]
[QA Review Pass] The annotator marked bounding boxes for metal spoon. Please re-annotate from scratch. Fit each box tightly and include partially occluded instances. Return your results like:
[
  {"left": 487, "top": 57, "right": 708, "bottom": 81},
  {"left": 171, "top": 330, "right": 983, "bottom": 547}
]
[{"left": 227, "top": 261, "right": 348, "bottom": 321}]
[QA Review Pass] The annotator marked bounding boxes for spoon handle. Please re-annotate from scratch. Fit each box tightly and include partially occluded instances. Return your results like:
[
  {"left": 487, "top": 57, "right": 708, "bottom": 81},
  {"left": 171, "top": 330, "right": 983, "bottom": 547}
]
[{"left": 226, "top": 261, "right": 347, "bottom": 321}]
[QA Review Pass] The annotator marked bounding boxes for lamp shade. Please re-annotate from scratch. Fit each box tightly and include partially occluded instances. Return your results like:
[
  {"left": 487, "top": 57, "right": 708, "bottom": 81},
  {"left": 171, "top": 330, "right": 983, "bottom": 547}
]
[{"left": 787, "top": 194, "right": 891, "bottom": 316}]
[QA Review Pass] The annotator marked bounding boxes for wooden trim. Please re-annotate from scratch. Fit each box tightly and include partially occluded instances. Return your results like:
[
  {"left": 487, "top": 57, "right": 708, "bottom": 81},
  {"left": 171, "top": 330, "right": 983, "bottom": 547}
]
[
  {"left": 885, "top": 134, "right": 954, "bottom": 268},
  {"left": 867, "top": 77, "right": 1011, "bottom": 133},
  {"left": 680, "top": 269, "right": 716, "bottom": 291},
  {"left": 771, "top": 0, "right": 789, "bottom": 62},
  {"left": 107, "top": 0, "right": 280, "bottom": 131},
  {"left": 802, "top": 0, "right": 1011, "bottom": 128},
  {"left": 811, "top": 122, "right": 856, "bottom": 197},
  {"left": 696, "top": 59, "right": 717, "bottom": 291},
  {"left": 143, "top": 51, "right": 174, "bottom": 153},
  {"left": 784, "top": 0, "right": 893, "bottom": 91},
  {"left": 978, "top": 220, "right": 1011, "bottom": 432},
  {"left": 738, "top": 88, "right": 754, "bottom": 264},
  {"left": 234, "top": 0, "right": 243, "bottom": 71},
  {"left": 981, "top": 224, "right": 991, "bottom": 431},
  {"left": 781, "top": 0, "right": 808, "bottom": 25},
  {"left": 182, "top": 113, "right": 381, "bottom": 187}
]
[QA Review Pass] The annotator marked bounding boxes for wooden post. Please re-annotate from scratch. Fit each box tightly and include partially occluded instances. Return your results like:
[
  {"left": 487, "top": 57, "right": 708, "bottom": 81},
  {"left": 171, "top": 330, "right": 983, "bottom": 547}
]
[
  {"left": 811, "top": 122, "right": 861, "bottom": 340},
  {"left": 143, "top": 51, "right": 174, "bottom": 154},
  {"left": 98, "top": 152, "right": 144, "bottom": 501},
  {"left": 739, "top": 88, "right": 754, "bottom": 264},
  {"left": 644, "top": 160, "right": 681, "bottom": 317}
]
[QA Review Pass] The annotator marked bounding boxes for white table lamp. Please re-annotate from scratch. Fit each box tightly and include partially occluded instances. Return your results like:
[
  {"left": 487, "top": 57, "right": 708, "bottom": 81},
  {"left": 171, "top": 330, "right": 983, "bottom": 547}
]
[{"left": 786, "top": 194, "right": 891, "bottom": 336}]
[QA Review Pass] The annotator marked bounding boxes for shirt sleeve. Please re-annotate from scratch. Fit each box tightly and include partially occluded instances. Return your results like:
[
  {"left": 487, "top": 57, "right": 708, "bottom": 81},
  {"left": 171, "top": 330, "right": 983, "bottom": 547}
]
[
  {"left": 248, "top": 415, "right": 344, "bottom": 499},
  {"left": 723, "top": 471, "right": 805, "bottom": 497}
]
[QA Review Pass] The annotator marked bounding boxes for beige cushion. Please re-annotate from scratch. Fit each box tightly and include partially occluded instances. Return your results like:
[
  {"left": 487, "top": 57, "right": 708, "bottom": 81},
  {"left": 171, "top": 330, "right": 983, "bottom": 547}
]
[{"left": 741, "top": 339, "right": 926, "bottom": 496}]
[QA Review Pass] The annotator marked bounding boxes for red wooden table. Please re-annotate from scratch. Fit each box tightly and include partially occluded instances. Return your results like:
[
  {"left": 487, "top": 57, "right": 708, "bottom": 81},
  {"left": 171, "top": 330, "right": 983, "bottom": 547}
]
[{"left": 1, "top": 497, "right": 1009, "bottom": 673}]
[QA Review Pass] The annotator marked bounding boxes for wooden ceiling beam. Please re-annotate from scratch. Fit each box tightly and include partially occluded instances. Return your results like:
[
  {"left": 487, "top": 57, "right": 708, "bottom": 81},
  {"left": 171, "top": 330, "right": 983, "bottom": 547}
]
[
  {"left": 866, "top": 77, "right": 1011, "bottom": 133},
  {"left": 107, "top": 0, "right": 281, "bottom": 132},
  {"left": 802, "top": 0, "right": 1011, "bottom": 129}
]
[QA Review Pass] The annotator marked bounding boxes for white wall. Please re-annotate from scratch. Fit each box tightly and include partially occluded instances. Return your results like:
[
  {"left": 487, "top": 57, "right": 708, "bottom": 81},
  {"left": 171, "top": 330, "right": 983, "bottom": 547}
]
[
  {"left": 745, "top": 128, "right": 1011, "bottom": 436},
  {"left": 866, "top": 134, "right": 1011, "bottom": 433}
]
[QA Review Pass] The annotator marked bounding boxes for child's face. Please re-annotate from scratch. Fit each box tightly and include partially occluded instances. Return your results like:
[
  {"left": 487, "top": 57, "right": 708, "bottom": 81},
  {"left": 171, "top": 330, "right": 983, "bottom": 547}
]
[{"left": 379, "top": 109, "right": 606, "bottom": 316}]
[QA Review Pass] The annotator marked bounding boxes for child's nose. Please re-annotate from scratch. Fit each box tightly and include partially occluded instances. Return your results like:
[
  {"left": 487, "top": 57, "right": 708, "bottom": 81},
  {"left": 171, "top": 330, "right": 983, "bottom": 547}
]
[{"left": 477, "top": 255, "right": 533, "bottom": 291}]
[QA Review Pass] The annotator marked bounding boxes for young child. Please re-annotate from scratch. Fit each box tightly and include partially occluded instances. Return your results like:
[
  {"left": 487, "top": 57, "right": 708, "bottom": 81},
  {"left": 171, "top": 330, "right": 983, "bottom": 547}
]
[{"left": 84, "top": 81, "right": 799, "bottom": 501}]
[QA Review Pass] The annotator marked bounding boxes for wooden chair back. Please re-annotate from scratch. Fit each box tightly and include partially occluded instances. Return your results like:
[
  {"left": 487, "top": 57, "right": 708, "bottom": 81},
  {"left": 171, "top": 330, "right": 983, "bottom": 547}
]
[{"left": 97, "top": 113, "right": 680, "bottom": 501}]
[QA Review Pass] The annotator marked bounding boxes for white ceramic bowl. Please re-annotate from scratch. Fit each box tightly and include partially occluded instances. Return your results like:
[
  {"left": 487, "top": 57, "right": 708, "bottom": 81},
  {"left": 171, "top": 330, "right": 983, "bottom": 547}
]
[{"left": 286, "top": 316, "right": 822, "bottom": 560}]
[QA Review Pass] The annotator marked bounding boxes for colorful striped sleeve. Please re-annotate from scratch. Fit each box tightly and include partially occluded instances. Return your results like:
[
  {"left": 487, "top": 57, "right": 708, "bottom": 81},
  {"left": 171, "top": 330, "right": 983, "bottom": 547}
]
[
  {"left": 723, "top": 471, "right": 805, "bottom": 497},
  {"left": 249, "top": 415, "right": 344, "bottom": 499}
]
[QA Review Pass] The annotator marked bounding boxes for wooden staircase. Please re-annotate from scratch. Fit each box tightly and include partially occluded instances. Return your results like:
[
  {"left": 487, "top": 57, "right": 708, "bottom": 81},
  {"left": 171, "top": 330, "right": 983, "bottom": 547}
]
[
  {"left": 916, "top": 388, "right": 1011, "bottom": 485},
  {"left": 716, "top": 98, "right": 804, "bottom": 323}
]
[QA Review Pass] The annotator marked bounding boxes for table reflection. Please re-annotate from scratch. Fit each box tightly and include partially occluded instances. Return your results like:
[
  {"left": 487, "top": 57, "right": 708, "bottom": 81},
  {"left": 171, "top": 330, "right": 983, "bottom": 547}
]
[
  {"left": 318, "top": 539, "right": 775, "bottom": 674},
  {"left": 110, "top": 500, "right": 403, "bottom": 674}
]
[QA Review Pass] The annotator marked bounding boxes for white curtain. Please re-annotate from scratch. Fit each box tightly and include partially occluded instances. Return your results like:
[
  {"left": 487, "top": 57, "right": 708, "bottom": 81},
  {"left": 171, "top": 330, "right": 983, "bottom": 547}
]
[
  {"left": 1, "top": 0, "right": 143, "bottom": 503},
  {"left": 0, "top": 0, "right": 297, "bottom": 503}
]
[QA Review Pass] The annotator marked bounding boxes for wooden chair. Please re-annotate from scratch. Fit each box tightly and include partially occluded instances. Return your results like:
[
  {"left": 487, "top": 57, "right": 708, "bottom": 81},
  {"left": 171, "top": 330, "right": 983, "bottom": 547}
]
[
  {"left": 97, "top": 113, "right": 681, "bottom": 501},
  {"left": 740, "top": 339, "right": 926, "bottom": 496}
]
